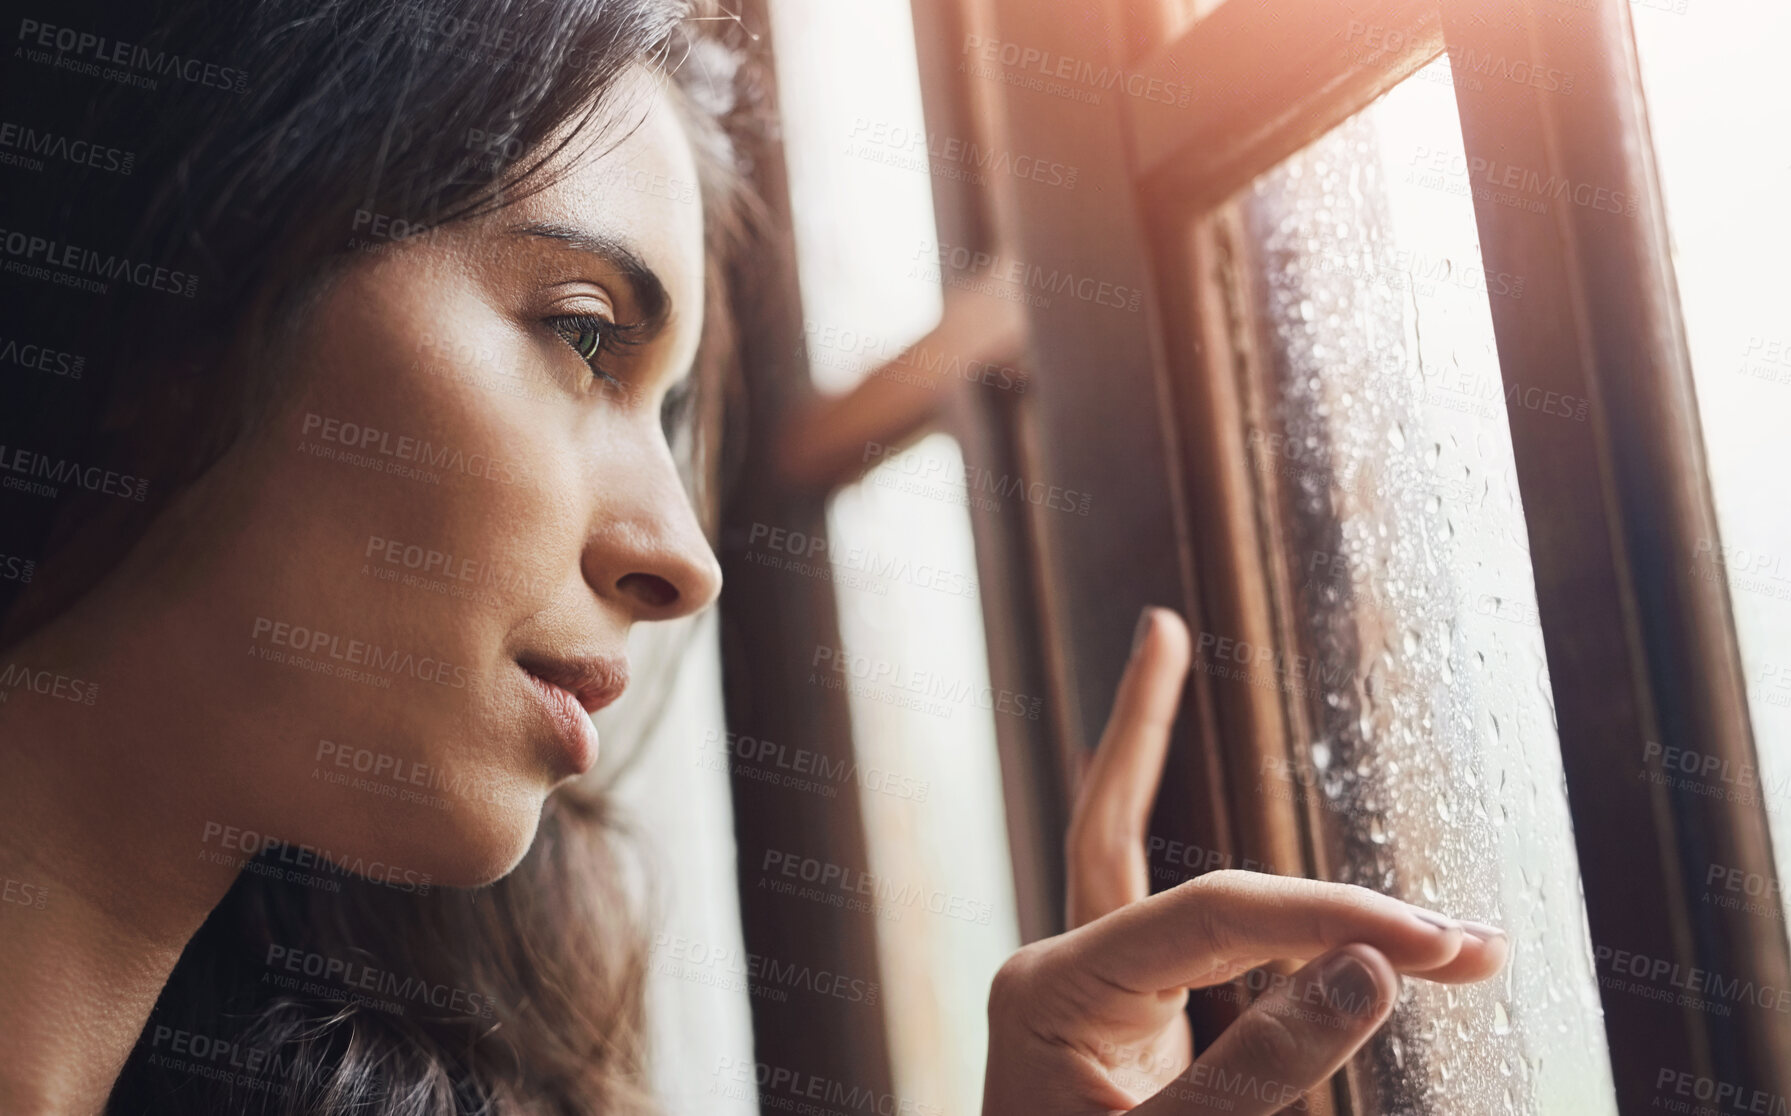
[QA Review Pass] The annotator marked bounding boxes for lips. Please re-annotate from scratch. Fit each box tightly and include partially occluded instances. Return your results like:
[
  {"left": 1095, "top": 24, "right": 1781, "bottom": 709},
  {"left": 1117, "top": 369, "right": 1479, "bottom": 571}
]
[{"left": 517, "top": 653, "right": 629, "bottom": 714}]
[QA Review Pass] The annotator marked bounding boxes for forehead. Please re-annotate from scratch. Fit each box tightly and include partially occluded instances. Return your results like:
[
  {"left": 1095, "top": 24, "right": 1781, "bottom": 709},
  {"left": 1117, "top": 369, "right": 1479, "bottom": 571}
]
[{"left": 507, "top": 73, "right": 705, "bottom": 341}]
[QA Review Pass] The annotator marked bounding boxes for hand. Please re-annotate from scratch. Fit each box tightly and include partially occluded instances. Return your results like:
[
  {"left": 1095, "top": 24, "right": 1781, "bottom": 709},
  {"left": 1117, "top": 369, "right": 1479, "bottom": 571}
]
[{"left": 982, "top": 607, "right": 1508, "bottom": 1114}]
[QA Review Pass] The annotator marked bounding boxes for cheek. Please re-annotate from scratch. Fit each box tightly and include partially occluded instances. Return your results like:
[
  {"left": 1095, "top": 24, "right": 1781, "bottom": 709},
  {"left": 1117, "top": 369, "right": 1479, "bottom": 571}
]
[
  {"left": 278, "top": 267, "right": 584, "bottom": 616},
  {"left": 175, "top": 266, "right": 598, "bottom": 870}
]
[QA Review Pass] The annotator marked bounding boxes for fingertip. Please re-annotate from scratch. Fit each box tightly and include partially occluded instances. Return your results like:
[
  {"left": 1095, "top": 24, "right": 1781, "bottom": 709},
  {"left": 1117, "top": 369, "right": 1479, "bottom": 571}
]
[
  {"left": 1154, "top": 607, "right": 1192, "bottom": 660},
  {"left": 1399, "top": 921, "right": 1509, "bottom": 983},
  {"left": 1132, "top": 606, "right": 1190, "bottom": 650},
  {"left": 1457, "top": 923, "right": 1511, "bottom": 978},
  {"left": 1340, "top": 901, "right": 1467, "bottom": 974},
  {"left": 1475, "top": 932, "right": 1511, "bottom": 978},
  {"left": 1396, "top": 931, "right": 1467, "bottom": 974}
]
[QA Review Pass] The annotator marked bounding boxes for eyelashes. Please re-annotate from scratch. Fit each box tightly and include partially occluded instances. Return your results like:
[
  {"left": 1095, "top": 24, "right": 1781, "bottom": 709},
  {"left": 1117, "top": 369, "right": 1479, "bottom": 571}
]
[
  {"left": 542, "top": 311, "right": 688, "bottom": 437},
  {"left": 546, "top": 313, "right": 649, "bottom": 388}
]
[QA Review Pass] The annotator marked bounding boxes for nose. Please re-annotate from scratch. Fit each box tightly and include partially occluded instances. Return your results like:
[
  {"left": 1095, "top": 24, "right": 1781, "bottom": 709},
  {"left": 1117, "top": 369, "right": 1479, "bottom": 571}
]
[{"left": 581, "top": 447, "right": 723, "bottom": 622}]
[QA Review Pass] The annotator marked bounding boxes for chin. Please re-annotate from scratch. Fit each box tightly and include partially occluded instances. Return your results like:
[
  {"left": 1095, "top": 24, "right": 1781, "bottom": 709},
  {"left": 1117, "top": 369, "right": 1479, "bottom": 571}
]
[
  {"left": 252, "top": 774, "right": 551, "bottom": 894},
  {"left": 378, "top": 789, "right": 552, "bottom": 889}
]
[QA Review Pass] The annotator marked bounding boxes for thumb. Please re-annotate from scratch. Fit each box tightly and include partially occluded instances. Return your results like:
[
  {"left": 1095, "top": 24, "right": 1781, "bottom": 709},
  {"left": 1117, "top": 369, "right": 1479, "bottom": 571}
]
[{"left": 1131, "top": 944, "right": 1399, "bottom": 1115}]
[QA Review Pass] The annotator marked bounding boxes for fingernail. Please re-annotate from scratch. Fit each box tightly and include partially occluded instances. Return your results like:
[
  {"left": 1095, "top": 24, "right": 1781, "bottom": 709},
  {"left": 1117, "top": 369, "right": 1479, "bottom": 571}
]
[
  {"left": 1320, "top": 952, "right": 1380, "bottom": 1018},
  {"left": 1461, "top": 920, "right": 1506, "bottom": 942},
  {"left": 1131, "top": 608, "right": 1155, "bottom": 656},
  {"left": 1409, "top": 909, "right": 1460, "bottom": 934}
]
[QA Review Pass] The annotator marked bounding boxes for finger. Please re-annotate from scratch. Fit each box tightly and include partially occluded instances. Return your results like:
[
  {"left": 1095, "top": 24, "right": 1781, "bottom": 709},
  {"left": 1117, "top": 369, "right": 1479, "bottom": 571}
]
[
  {"left": 1409, "top": 920, "right": 1509, "bottom": 982},
  {"left": 1063, "top": 869, "right": 1505, "bottom": 997},
  {"left": 1067, "top": 607, "right": 1192, "bottom": 925},
  {"left": 1131, "top": 944, "right": 1399, "bottom": 1115},
  {"left": 1080, "top": 607, "right": 1191, "bottom": 824}
]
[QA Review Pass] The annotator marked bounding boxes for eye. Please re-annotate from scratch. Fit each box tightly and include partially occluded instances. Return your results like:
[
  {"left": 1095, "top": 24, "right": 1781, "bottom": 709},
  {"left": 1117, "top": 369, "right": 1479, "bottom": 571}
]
[
  {"left": 546, "top": 312, "right": 648, "bottom": 391},
  {"left": 549, "top": 314, "right": 609, "bottom": 368}
]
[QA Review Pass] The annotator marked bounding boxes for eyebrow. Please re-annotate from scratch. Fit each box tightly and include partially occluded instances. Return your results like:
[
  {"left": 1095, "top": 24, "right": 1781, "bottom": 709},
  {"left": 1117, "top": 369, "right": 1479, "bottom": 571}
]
[{"left": 502, "top": 220, "right": 673, "bottom": 338}]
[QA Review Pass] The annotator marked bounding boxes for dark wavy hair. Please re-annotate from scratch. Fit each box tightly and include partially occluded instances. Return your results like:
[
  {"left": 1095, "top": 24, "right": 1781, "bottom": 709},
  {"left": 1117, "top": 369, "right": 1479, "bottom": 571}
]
[{"left": 0, "top": 0, "right": 760, "bottom": 1111}]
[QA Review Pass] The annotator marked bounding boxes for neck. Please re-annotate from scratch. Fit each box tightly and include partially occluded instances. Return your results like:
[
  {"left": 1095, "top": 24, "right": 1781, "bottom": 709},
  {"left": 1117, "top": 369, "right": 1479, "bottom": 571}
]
[{"left": 0, "top": 612, "right": 241, "bottom": 1114}]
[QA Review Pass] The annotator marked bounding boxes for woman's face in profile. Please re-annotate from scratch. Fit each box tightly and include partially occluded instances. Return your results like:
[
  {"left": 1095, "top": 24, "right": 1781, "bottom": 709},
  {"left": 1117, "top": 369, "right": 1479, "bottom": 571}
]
[{"left": 107, "top": 73, "right": 720, "bottom": 888}]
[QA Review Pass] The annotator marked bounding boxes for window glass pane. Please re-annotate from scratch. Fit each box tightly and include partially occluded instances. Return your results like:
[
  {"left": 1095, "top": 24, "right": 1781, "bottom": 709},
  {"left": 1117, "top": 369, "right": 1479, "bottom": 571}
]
[
  {"left": 1229, "top": 59, "right": 1618, "bottom": 1114},
  {"left": 769, "top": 0, "right": 942, "bottom": 391},
  {"left": 828, "top": 434, "right": 1020, "bottom": 1116},
  {"left": 1630, "top": 0, "right": 1791, "bottom": 924}
]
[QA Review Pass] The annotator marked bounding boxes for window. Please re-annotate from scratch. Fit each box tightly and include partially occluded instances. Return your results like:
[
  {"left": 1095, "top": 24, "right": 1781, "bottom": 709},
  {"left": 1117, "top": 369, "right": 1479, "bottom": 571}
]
[
  {"left": 1227, "top": 62, "right": 1615, "bottom": 1114},
  {"left": 715, "top": 0, "right": 1791, "bottom": 1111}
]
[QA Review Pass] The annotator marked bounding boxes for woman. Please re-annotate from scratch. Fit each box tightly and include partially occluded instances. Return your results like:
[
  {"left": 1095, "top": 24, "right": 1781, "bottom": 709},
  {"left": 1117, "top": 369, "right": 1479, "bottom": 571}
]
[{"left": 0, "top": 0, "right": 1506, "bottom": 1112}]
